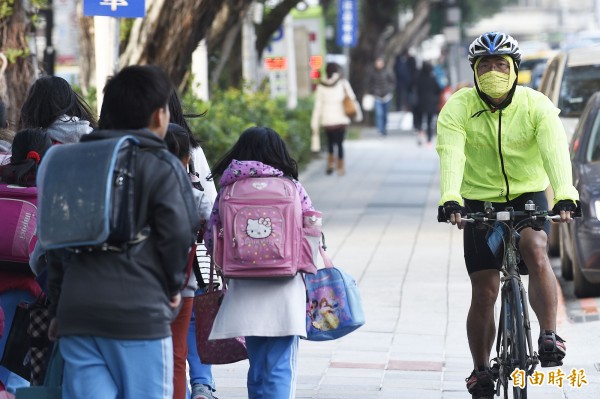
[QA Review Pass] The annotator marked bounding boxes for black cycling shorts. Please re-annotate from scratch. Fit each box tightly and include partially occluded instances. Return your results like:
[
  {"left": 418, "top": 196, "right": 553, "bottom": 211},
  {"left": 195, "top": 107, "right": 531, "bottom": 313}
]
[{"left": 463, "top": 191, "right": 550, "bottom": 274}]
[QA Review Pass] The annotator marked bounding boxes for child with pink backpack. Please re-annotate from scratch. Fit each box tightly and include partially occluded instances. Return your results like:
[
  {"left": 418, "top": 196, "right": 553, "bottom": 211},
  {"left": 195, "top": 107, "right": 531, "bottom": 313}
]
[{"left": 204, "top": 126, "right": 320, "bottom": 399}]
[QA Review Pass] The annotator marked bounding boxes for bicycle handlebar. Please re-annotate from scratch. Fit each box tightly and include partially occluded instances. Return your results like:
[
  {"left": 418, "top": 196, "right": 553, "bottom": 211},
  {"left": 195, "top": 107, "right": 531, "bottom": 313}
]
[
  {"left": 461, "top": 210, "right": 559, "bottom": 224},
  {"left": 438, "top": 200, "right": 582, "bottom": 224}
]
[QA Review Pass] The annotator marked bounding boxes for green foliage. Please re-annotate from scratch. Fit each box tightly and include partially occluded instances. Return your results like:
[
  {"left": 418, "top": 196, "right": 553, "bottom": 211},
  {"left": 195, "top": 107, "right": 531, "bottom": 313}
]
[
  {"left": 181, "top": 88, "right": 314, "bottom": 169},
  {"left": 0, "top": 0, "right": 15, "bottom": 19},
  {"left": 4, "top": 47, "right": 28, "bottom": 63}
]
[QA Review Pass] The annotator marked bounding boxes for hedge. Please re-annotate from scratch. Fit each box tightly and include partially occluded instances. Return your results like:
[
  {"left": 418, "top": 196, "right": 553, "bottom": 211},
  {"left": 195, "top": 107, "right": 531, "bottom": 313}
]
[{"left": 181, "top": 88, "right": 314, "bottom": 171}]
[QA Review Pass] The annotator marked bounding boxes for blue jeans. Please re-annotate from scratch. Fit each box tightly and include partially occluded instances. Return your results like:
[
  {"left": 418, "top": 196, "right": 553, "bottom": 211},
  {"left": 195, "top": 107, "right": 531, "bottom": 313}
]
[
  {"left": 60, "top": 335, "right": 173, "bottom": 399},
  {"left": 187, "top": 301, "right": 215, "bottom": 394},
  {"left": 375, "top": 98, "right": 392, "bottom": 135},
  {"left": 0, "top": 290, "right": 36, "bottom": 394},
  {"left": 245, "top": 336, "right": 298, "bottom": 399}
]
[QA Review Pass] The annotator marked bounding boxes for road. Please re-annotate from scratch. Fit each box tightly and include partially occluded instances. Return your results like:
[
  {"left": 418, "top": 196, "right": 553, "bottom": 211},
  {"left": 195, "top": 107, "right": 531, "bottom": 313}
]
[{"left": 209, "top": 119, "right": 600, "bottom": 398}]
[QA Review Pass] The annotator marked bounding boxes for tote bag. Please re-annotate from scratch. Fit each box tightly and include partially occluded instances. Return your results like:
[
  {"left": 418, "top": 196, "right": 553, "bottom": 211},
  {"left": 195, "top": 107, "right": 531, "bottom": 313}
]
[
  {"left": 193, "top": 261, "right": 247, "bottom": 364},
  {"left": 305, "top": 247, "right": 365, "bottom": 341}
]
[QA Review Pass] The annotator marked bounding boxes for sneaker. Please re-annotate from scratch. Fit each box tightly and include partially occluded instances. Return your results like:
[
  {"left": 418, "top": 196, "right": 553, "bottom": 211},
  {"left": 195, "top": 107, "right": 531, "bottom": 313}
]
[
  {"left": 466, "top": 367, "right": 495, "bottom": 399},
  {"left": 538, "top": 330, "right": 566, "bottom": 367},
  {"left": 191, "top": 384, "right": 217, "bottom": 399}
]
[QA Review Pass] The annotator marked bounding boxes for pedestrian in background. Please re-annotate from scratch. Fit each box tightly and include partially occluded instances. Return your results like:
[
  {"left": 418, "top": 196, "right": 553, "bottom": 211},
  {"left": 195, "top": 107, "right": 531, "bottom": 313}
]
[
  {"left": 311, "top": 62, "right": 361, "bottom": 176},
  {"left": 413, "top": 61, "right": 442, "bottom": 147},
  {"left": 394, "top": 50, "right": 417, "bottom": 112},
  {"left": 366, "top": 57, "right": 396, "bottom": 136},
  {"left": 19, "top": 76, "right": 96, "bottom": 144}
]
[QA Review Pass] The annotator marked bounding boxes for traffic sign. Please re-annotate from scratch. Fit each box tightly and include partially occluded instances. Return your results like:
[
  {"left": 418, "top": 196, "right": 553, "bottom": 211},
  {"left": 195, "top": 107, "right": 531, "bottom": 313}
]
[
  {"left": 336, "top": 0, "right": 358, "bottom": 48},
  {"left": 83, "top": 0, "right": 146, "bottom": 18}
]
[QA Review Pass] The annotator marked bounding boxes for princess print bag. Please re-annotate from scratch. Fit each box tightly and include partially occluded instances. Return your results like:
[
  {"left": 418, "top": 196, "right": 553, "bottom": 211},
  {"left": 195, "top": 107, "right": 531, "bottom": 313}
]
[{"left": 305, "top": 246, "right": 365, "bottom": 341}]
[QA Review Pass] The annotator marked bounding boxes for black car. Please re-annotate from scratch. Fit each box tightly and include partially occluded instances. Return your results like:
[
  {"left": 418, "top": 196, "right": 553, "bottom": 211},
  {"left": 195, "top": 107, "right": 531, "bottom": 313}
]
[{"left": 560, "top": 91, "right": 600, "bottom": 297}]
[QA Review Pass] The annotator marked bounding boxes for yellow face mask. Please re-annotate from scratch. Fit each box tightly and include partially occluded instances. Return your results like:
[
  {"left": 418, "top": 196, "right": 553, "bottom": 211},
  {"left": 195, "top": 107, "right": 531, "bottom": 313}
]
[{"left": 475, "top": 55, "right": 517, "bottom": 99}]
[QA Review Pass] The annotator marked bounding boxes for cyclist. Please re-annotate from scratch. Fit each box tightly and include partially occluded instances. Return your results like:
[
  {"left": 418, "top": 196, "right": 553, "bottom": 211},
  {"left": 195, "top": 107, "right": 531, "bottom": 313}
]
[{"left": 436, "top": 31, "right": 579, "bottom": 399}]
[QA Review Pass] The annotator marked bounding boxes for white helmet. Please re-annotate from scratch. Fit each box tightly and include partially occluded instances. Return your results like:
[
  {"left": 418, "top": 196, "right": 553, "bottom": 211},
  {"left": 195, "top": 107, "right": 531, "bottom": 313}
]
[{"left": 468, "top": 32, "right": 521, "bottom": 70}]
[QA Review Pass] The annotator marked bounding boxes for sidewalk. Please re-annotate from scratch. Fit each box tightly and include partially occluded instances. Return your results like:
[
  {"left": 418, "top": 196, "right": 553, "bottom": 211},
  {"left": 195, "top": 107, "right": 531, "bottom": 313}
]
[{"left": 209, "top": 123, "right": 600, "bottom": 398}]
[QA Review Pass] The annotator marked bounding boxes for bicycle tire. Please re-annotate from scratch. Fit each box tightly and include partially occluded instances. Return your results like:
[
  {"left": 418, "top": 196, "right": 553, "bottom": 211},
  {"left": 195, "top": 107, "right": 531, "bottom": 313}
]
[{"left": 508, "top": 278, "right": 528, "bottom": 399}]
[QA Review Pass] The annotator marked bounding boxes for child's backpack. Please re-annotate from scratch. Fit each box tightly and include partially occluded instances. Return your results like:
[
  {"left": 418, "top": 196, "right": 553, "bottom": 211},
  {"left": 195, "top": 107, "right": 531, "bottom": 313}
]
[
  {"left": 36, "top": 135, "right": 141, "bottom": 251},
  {"left": 213, "top": 176, "right": 320, "bottom": 278},
  {"left": 0, "top": 183, "right": 37, "bottom": 272}
]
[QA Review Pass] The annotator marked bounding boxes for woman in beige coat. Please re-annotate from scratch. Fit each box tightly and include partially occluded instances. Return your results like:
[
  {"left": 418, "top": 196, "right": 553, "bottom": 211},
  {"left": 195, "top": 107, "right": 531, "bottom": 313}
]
[{"left": 311, "top": 63, "right": 362, "bottom": 175}]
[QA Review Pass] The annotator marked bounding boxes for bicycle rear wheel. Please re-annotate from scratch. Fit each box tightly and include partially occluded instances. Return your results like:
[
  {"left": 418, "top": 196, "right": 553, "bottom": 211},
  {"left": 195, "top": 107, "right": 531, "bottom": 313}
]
[{"left": 507, "top": 278, "right": 528, "bottom": 399}]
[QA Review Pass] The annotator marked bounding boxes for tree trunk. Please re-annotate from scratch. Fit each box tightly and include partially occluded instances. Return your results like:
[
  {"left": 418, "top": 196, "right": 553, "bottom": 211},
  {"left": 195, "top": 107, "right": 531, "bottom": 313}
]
[
  {"left": 206, "top": 0, "right": 253, "bottom": 89},
  {"left": 0, "top": 0, "right": 38, "bottom": 126},
  {"left": 349, "top": 0, "right": 430, "bottom": 100},
  {"left": 119, "top": 0, "right": 228, "bottom": 88},
  {"left": 348, "top": 0, "right": 398, "bottom": 100},
  {"left": 77, "top": 0, "right": 95, "bottom": 96},
  {"left": 384, "top": 0, "right": 431, "bottom": 64}
]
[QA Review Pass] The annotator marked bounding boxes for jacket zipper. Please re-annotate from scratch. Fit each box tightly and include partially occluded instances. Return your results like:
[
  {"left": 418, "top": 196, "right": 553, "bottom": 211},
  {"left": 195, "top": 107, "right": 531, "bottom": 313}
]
[{"left": 497, "top": 110, "right": 510, "bottom": 202}]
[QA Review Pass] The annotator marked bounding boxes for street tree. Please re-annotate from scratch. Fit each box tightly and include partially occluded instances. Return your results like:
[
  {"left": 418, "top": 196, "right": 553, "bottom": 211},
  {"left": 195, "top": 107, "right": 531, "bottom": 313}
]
[{"left": 0, "top": 0, "right": 46, "bottom": 125}]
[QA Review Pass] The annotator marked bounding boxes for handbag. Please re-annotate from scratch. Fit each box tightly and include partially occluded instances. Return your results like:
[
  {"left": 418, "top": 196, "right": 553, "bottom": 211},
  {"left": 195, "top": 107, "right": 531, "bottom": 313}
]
[
  {"left": 193, "top": 260, "right": 247, "bottom": 364},
  {"left": 27, "top": 297, "right": 52, "bottom": 386},
  {"left": 304, "top": 246, "right": 365, "bottom": 341},
  {"left": 15, "top": 343, "right": 62, "bottom": 399},
  {"left": 342, "top": 82, "right": 357, "bottom": 119},
  {"left": 0, "top": 302, "right": 31, "bottom": 380},
  {"left": 361, "top": 94, "right": 375, "bottom": 112}
]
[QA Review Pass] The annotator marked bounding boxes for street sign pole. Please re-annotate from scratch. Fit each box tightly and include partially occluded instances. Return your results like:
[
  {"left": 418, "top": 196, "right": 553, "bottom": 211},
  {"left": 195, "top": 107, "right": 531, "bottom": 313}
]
[
  {"left": 336, "top": 0, "right": 358, "bottom": 77},
  {"left": 94, "top": 17, "right": 120, "bottom": 114},
  {"left": 84, "top": 0, "right": 146, "bottom": 114}
]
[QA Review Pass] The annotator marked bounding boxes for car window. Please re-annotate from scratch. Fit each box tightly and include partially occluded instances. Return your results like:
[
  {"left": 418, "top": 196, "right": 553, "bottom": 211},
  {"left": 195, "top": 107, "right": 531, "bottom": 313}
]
[
  {"left": 558, "top": 64, "right": 600, "bottom": 117},
  {"left": 540, "top": 58, "right": 559, "bottom": 99},
  {"left": 586, "top": 109, "right": 600, "bottom": 162}
]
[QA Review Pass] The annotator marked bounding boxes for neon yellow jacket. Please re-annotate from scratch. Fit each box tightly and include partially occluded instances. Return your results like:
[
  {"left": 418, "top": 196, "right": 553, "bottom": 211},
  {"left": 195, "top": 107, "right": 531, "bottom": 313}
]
[{"left": 437, "top": 86, "right": 579, "bottom": 206}]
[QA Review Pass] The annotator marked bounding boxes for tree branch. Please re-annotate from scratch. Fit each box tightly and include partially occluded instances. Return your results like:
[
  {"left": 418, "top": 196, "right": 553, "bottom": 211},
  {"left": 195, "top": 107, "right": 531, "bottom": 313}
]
[{"left": 255, "top": 0, "right": 302, "bottom": 57}]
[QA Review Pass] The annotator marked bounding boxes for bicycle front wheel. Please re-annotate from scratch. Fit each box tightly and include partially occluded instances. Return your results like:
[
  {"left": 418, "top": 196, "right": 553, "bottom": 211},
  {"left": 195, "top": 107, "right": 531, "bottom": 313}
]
[{"left": 507, "top": 278, "right": 528, "bottom": 399}]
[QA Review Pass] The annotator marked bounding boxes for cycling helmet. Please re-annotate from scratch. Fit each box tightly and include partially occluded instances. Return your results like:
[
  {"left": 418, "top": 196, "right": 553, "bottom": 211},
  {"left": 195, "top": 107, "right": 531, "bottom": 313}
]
[{"left": 468, "top": 32, "right": 521, "bottom": 70}]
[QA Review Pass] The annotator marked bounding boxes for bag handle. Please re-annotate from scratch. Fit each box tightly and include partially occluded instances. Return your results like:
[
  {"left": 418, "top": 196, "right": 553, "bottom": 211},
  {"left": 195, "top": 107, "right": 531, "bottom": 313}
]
[{"left": 318, "top": 233, "right": 334, "bottom": 269}]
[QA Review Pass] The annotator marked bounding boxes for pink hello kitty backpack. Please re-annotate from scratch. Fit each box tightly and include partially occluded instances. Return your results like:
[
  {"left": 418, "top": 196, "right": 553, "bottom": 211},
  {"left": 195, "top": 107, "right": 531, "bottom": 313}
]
[{"left": 213, "top": 176, "right": 320, "bottom": 278}]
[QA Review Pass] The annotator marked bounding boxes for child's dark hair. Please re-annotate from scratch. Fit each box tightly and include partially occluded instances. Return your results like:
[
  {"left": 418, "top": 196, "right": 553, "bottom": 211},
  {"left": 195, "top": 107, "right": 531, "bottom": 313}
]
[
  {"left": 19, "top": 76, "right": 97, "bottom": 130},
  {"left": 99, "top": 65, "right": 173, "bottom": 130},
  {"left": 164, "top": 123, "right": 191, "bottom": 161},
  {"left": 1, "top": 128, "right": 52, "bottom": 186},
  {"left": 168, "top": 90, "right": 207, "bottom": 148},
  {"left": 210, "top": 126, "right": 298, "bottom": 181}
]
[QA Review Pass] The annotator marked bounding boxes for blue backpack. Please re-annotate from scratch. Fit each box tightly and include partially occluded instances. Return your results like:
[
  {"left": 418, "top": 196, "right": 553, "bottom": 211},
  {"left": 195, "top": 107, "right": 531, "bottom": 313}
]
[{"left": 37, "top": 135, "right": 140, "bottom": 251}]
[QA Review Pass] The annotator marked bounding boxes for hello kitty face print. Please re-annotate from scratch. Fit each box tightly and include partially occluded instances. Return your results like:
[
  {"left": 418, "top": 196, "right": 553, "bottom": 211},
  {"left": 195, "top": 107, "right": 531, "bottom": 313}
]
[{"left": 246, "top": 217, "right": 272, "bottom": 239}]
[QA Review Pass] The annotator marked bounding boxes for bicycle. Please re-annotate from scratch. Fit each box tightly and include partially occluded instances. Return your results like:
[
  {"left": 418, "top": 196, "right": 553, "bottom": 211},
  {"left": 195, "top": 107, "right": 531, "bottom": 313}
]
[{"left": 457, "top": 200, "right": 566, "bottom": 399}]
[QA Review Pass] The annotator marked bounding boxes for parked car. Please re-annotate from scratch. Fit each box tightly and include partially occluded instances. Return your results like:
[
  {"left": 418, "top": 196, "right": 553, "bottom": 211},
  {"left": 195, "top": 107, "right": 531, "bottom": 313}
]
[
  {"left": 537, "top": 46, "right": 600, "bottom": 255},
  {"left": 559, "top": 91, "right": 600, "bottom": 297}
]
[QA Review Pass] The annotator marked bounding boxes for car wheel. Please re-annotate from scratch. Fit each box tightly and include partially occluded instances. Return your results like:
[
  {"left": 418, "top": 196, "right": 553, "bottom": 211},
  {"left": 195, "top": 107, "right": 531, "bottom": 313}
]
[
  {"left": 572, "top": 246, "right": 600, "bottom": 298},
  {"left": 548, "top": 223, "right": 560, "bottom": 256},
  {"left": 559, "top": 225, "right": 573, "bottom": 280}
]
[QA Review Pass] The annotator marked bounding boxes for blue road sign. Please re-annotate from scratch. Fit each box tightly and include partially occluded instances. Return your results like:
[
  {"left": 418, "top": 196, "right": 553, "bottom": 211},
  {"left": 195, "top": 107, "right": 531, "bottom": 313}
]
[
  {"left": 336, "top": 0, "right": 358, "bottom": 48},
  {"left": 83, "top": 0, "right": 146, "bottom": 18}
]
